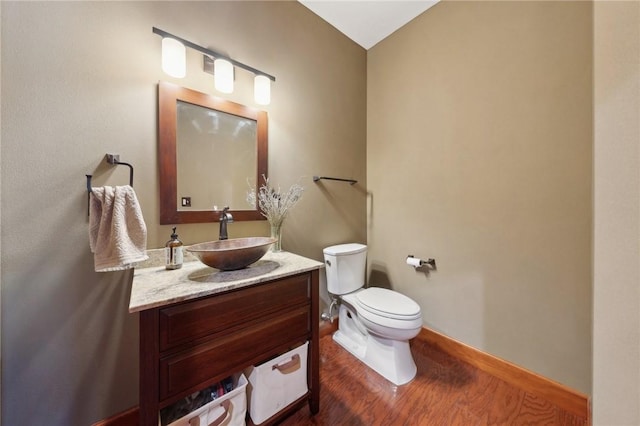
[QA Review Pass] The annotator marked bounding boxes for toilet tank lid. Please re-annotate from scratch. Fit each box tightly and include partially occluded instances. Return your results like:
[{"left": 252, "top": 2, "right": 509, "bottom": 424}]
[{"left": 323, "top": 243, "right": 367, "bottom": 256}]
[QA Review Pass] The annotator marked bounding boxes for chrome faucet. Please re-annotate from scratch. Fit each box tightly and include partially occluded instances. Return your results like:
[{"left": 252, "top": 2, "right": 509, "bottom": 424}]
[{"left": 219, "top": 206, "right": 234, "bottom": 240}]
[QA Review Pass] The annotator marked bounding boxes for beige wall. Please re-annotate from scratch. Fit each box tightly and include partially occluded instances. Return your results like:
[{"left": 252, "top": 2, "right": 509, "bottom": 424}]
[
  {"left": 593, "top": 1, "right": 640, "bottom": 424},
  {"left": 368, "top": 1, "right": 593, "bottom": 393},
  {"left": 0, "top": 2, "right": 366, "bottom": 424}
]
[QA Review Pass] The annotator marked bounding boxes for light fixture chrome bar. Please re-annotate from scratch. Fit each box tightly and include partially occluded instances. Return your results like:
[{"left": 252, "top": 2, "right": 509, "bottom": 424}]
[{"left": 152, "top": 27, "right": 276, "bottom": 81}]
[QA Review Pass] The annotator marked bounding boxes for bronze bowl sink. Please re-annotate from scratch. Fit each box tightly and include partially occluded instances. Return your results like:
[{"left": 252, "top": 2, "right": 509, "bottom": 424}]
[{"left": 186, "top": 237, "right": 277, "bottom": 271}]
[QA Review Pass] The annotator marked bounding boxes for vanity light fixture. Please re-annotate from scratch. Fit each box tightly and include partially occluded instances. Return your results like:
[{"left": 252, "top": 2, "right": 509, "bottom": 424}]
[
  {"left": 161, "top": 37, "right": 186, "bottom": 78},
  {"left": 153, "top": 27, "right": 276, "bottom": 105},
  {"left": 254, "top": 75, "right": 271, "bottom": 106},
  {"left": 214, "top": 58, "right": 234, "bottom": 94}
]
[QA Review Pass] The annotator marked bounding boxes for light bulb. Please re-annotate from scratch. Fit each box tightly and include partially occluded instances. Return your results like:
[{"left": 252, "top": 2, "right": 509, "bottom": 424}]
[
  {"left": 161, "top": 38, "right": 186, "bottom": 78},
  {"left": 254, "top": 75, "right": 271, "bottom": 105},
  {"left": 214, "top": 59, "right": 234, "bottom": 94}
]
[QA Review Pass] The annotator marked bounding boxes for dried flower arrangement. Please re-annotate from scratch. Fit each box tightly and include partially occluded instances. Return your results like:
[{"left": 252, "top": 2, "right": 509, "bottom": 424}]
[{"left": 247, "top": 176, "right": 304, "bottom": 251}]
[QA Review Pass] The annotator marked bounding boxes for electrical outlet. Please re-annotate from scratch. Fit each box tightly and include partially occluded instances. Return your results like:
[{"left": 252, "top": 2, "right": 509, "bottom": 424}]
[{"left": 181, "top": 197, "right": 191, "bottom": 207}]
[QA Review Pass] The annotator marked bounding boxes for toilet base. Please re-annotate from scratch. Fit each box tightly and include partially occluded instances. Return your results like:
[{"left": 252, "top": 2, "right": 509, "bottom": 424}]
[{"left": 333, "top": 307, "right": 417, "bottom": 386}]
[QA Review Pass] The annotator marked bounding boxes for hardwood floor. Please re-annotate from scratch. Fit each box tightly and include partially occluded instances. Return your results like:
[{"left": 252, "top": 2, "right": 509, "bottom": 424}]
[{"left": 280, "top": 334, "right": 588, "bottom": 425}]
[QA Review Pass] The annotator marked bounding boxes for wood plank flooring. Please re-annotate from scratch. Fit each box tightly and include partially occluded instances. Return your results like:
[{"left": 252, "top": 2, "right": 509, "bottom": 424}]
[{"left": 280, "top": 334, "right": 588, "bottom": 425}]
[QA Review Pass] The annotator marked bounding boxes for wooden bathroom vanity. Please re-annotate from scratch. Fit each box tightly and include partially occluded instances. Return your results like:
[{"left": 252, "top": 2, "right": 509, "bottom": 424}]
[{"left": 129, "top": 251, "right": 323, "bottom": 426}]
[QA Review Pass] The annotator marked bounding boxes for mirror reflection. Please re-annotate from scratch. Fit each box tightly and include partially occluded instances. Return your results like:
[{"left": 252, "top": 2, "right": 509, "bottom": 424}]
[
  {"left": 158, "top": 81, "right": 268, "bottom": 224},
  {"left": 176, "top": 101, "right": 257, "bottom": 211}
]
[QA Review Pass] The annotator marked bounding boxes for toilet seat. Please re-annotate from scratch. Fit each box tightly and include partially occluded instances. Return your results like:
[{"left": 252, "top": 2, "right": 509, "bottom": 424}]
[
  {"left": 356, "top": 287, "right": 421, "bottom": 320},
  {"left": 343, "top": 288, "right": 423, "bottom": 332}
]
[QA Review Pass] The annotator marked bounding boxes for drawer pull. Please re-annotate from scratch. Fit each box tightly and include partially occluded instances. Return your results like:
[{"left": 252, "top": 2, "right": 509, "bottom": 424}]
[{"left": 272, "top": 354, "right": 301, "bottom": 374}]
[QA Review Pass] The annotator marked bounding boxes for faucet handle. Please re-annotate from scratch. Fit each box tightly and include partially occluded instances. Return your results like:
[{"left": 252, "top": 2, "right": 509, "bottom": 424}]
[{"left": 220, "top": 206, "right": 234, "bottom": 222}]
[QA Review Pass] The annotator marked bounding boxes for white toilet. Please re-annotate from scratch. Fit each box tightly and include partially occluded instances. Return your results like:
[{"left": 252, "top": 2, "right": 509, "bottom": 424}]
[{"left": 323, "top": 243, "right": 423, "bottom": 385}]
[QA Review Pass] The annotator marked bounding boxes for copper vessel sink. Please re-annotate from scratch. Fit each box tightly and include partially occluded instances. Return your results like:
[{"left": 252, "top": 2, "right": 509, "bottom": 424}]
[{"left": 186, "top": 237, "right": 277, "bottom": 271}]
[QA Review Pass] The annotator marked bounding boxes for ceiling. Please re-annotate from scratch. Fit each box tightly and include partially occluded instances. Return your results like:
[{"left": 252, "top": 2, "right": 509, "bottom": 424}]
[{"left": 298, "top": 0, "right": 439, "bottom": 50}]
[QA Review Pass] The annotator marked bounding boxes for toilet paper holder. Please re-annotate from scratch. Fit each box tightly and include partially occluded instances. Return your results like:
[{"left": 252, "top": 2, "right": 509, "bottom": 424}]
[{"left": 407, "top": 255, "right": 436, "bottom": 269}]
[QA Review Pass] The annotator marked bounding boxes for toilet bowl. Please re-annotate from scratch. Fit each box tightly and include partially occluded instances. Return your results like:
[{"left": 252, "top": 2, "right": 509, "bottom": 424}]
[{"left": 323, "top": 244, "right": 423, "bottom": 385}]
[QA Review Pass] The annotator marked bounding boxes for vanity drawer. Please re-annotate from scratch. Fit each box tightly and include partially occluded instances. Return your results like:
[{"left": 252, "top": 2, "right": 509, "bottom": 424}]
[
  {"left": 159, "top": 273, "right": 311, "bottom": 351},
  {"left": 159, "top": 305, "right": 310, "bottom": 401}
]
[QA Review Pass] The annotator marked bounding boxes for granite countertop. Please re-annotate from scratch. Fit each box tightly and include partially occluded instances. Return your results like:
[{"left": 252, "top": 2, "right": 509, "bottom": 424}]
[{"left": 129, "top": 250, "right": 324, "bottom": 313}]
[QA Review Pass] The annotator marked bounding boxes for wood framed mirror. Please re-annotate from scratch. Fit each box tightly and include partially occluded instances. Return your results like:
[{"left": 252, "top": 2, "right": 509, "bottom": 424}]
[{"left": 158, "top": 81, "right": 268, "bottom": 224}]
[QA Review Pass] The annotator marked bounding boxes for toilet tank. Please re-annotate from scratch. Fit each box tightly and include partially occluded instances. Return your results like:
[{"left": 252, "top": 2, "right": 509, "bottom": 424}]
[{"left": 323, "top": 243, "right": 367, "bottom": 295}]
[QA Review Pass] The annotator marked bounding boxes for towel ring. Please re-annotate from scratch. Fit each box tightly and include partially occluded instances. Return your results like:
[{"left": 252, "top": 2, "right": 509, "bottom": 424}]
[{"left": 86, "top": 154, "right": 135, "bottom": 215}]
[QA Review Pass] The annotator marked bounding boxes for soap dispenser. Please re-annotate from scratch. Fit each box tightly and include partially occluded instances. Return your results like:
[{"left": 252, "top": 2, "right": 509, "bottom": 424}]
[{"left": 165, "top": 227, "right": 183, "bottom": 270}]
